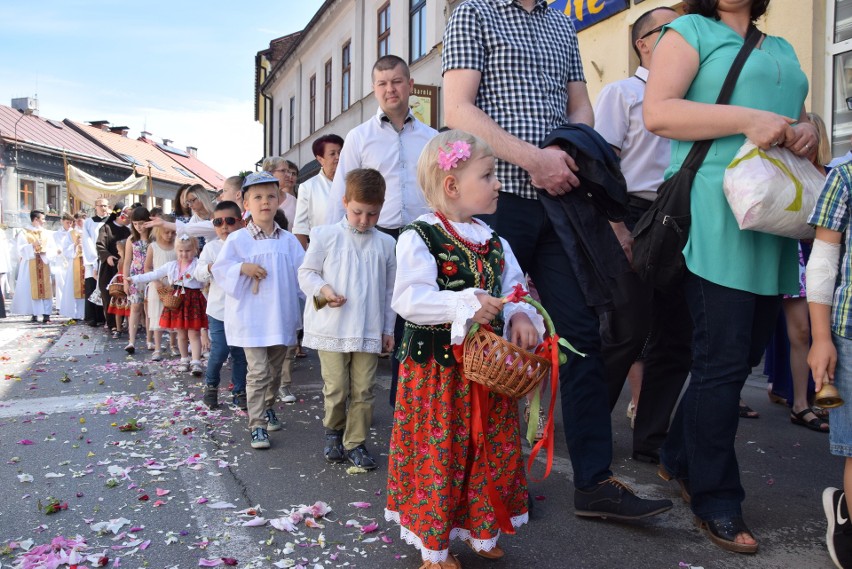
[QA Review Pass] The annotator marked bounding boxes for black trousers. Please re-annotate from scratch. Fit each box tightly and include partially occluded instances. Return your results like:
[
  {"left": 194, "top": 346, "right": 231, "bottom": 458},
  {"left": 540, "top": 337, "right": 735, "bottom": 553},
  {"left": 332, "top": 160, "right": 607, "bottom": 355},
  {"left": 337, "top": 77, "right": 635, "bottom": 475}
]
[
  {"left": 376, "top": 225, "right": 404, "bottom": 408},
  {"left": 601, "top": 196, "right": 692, "bottom": 457},
  {"left": 84, "top": 276, "right": 104, "bottom": 324}
]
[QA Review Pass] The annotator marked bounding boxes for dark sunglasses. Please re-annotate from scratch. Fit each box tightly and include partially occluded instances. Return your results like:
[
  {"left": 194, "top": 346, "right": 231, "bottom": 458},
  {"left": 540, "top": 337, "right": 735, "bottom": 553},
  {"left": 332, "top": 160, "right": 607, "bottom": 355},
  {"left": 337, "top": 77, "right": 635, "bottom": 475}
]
[
  {"left": 639, "top": 24, "right": 665, "bottom": 41},
  {"left": 212, "top": 216, "right": 239, "bottom": 227}
]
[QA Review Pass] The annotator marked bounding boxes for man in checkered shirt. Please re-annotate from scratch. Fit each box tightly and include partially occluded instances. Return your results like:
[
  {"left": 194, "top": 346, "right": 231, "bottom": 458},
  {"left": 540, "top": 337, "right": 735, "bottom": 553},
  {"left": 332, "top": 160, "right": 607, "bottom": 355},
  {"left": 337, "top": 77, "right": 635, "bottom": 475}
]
[{"left": 443, "top": 0, "right": 672, "bottom": 521}]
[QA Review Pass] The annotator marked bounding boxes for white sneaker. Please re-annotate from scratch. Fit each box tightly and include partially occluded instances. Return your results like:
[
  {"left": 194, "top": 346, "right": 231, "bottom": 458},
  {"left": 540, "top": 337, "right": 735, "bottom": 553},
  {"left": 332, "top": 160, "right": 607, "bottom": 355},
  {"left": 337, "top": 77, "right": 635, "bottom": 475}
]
[
  {"left": 280, "top": 386, "right": 296, "bottom": 403},
  {"left": 150, "top": 350, "right": 163, "bottom": 362},
  {"left": 190, "top": 361, "right": 203, "bottom": 377},
  {"left": 176, "top": 358, "right": 190, "bottom": 373}
]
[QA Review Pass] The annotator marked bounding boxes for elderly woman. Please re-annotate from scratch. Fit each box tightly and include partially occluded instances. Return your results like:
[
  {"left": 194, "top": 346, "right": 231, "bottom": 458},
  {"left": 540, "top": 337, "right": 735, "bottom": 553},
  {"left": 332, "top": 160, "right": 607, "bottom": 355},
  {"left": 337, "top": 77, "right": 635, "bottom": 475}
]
[
  {"left": 262, "top": 157, "right": 298, "bottom": 231},
  {"left": 643, "top": 0, "right": 817, "bottom": 554}
]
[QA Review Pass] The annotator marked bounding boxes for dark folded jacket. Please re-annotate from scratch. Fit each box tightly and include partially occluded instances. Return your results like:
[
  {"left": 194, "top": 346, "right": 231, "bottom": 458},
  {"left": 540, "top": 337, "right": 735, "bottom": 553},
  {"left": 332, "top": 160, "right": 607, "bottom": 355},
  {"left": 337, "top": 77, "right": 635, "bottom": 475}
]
[{"left": 537, "top": 124, "right": 630, "bottom": 311}]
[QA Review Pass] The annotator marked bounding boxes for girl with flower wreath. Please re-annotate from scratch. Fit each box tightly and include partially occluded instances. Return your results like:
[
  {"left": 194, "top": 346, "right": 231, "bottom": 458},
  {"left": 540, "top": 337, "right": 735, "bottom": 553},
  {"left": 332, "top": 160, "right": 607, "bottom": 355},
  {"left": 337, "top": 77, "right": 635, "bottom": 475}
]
[
  {"left": 127, "top": 234, "right": 208, "bottom": 375},
  {"left": 385, "top": 129, "right": 545, "bottom": 569}
]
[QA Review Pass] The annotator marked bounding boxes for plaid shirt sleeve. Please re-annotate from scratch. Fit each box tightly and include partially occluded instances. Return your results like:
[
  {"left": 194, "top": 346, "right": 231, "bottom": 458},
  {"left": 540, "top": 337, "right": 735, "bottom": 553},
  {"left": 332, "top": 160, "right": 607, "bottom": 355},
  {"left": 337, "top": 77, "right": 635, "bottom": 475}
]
[
  {"left": 810, "top": 165, "right": 851, "bottom": 234},
  {"left": 442, "top": 3, "right": 484, "bottom": 74}
]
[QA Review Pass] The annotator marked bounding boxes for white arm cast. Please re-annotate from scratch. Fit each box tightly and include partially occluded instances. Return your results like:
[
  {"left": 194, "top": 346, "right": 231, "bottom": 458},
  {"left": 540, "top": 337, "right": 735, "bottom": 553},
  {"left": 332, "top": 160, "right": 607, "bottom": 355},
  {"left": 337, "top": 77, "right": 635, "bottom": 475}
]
[{"left": 806, "top": 239, "right": 841, "bottom": 306}]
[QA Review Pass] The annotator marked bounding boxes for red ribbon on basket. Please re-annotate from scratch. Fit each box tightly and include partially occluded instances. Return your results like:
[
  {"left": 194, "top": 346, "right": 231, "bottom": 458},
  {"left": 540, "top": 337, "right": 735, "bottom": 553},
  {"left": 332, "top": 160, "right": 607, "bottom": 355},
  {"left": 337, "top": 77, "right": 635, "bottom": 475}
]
[
  {"left": 526, "top": 334, "right": 560, "bottom": 482},
  {"left": 501, "top": 284, "right": 583, "bottom": 481}
]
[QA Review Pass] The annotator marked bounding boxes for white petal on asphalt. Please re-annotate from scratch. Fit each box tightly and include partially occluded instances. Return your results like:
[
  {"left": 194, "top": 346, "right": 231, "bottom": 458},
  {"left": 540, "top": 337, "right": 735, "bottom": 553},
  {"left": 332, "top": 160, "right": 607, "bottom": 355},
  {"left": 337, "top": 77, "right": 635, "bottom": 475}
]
[
  {"left": 90, "top": 517, "right": 132, "bottom": 534},
  {"left": 269, "top": 518, "right": 298, "bottom": 533},
  {"left": 240, "top": 516, "right": 267, "bottom": 527},
  {"left": 206, "top": 501, "right": 237, "bottom": 509},
  {"left": 17, "top": 473, "right": 33, "bottom": 483}
]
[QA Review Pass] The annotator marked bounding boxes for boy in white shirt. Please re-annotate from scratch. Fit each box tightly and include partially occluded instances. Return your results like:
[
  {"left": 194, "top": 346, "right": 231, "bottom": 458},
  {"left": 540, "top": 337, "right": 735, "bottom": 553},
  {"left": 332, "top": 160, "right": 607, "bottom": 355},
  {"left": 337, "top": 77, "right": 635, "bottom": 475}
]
[
  {"left": 299, "top": 168, "right": 396, "bottom": 469},
  {"left": 194, "top": 200, "right": 248, "bottom": 410},
  {"left": 213, "top": 172, "right": 305, "bottom": 450}
]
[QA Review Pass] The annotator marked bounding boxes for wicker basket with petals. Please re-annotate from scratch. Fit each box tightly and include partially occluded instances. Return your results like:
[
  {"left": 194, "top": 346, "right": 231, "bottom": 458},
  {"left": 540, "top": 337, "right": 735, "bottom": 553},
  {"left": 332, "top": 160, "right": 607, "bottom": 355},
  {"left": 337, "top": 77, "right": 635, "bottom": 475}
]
[
  {"left": 107, "top": 274, "right": 126, "bottom": 299},
  {"left": 158, "top": 285, "right": 183, "bottom": 310},
  {"left": 463, "top": 326, "right": 551, "bottom": 399}
]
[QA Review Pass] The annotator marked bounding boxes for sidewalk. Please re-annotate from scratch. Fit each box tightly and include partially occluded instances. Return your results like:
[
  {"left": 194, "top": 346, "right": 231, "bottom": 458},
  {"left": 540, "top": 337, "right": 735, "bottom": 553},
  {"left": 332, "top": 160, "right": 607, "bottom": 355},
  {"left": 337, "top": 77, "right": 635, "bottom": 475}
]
[{"left": 0, "top": 314, "right": 839, "bottom": 568}]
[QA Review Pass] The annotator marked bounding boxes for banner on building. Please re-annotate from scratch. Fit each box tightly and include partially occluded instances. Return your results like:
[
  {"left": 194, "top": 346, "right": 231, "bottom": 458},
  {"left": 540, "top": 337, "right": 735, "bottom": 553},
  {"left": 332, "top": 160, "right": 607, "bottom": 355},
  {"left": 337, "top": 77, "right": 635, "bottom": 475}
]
[
  {"left": 65, "top": 164, "right": 147, "bottom": 207},
  {"left": 548, "top": 0, "right": 629, "bottom": 32},
  {"left": 410, "top": 85, "right": 439, "bottom": 129}
]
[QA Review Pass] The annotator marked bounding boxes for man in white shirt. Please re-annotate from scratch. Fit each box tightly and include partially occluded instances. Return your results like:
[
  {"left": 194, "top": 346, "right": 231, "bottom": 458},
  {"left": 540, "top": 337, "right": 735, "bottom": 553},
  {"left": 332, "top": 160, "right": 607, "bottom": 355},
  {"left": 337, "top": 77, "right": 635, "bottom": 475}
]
[
  {"left": 594, "top": 6, "right": 690, "bottom": 465},
  {"left": 83, "top": 198, "right": 109, "bottom": 327},
  {"left": 292, "top": 134, "right": 343, "bottom": 249},
  {"left": 325, "top": 55, "right": 436, "bottom": 232},
  {"left": 326, "top": 55, "right": 437, "bottom": 407}
]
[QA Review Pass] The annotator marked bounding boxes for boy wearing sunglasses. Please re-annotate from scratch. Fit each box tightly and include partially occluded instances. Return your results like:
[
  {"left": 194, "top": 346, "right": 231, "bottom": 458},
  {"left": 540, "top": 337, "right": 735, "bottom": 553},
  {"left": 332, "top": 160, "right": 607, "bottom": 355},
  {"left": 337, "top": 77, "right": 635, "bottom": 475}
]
[{"left": 194, "top": 200, "right": 248, "bottom": 410}]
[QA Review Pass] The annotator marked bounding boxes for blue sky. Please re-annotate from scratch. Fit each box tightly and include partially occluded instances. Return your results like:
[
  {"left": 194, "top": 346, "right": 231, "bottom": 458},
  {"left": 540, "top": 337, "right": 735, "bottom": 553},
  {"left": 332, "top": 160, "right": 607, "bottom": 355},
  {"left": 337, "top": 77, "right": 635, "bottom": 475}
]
[{"left": 0, "top": 0, "right": 325, "bottom": 177}]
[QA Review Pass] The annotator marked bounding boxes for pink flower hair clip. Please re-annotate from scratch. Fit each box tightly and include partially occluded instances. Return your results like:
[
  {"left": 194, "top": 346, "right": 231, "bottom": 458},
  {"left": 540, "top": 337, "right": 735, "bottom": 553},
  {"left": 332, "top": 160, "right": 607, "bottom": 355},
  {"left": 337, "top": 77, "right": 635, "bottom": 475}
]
[{"left": 437, "top": 140, "right": 472, "bottom": 171}]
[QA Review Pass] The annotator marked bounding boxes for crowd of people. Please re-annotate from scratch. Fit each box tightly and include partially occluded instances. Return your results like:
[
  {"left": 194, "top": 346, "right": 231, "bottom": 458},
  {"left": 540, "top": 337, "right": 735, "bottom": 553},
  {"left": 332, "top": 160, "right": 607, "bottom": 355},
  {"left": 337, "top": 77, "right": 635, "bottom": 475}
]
[{"left": 8, "top": 0, "right": 852, "bottom": 567}]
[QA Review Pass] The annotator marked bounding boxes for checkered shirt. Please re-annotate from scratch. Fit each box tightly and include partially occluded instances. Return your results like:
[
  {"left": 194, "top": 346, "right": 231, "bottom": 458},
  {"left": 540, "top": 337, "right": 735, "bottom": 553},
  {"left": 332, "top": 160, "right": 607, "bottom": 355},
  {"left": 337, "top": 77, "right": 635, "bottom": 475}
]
[
  {"left": 809, "top": 162, "right": 852, "bottom": 338},
  {"left": 442, "top": 0, "right": 586, "bottom": 199},
  {"left": 246, "top": 220, "right": 283, "bottom": 241}
]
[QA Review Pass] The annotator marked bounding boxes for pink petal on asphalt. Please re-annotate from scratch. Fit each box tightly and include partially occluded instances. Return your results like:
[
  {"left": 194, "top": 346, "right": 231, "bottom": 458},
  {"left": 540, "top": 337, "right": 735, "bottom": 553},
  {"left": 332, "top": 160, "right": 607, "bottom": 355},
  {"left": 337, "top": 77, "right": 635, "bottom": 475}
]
[
  {"left": 348, "top": 501, "right": 371, "bottom": 509},
  {"left": 361, "top": 522, "right": 379, "bottom": 533},
  {"left": 17, "top": 439, "right": 35, "bottom": 445}
]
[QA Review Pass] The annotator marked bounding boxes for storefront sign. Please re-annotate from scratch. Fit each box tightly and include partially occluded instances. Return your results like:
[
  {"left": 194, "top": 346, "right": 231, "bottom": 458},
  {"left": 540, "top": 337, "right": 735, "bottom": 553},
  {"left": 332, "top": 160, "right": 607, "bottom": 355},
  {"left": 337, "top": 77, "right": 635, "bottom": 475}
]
[
  {"left": 547, "top": 0, "right": 629, "bottom": 32},
  {"left": 409, "top": 84, "right": 439, "bottom": 129}
]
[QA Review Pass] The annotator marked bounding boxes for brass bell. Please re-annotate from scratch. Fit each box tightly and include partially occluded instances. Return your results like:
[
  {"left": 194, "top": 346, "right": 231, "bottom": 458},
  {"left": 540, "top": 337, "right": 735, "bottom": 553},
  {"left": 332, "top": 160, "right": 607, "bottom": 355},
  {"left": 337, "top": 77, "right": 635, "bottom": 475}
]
[
  {"left": 313, "top": 295, "right": 328, "bottom": 311},
  {"left": 815, "top": 383, "right": 844, "bottom": 409}
]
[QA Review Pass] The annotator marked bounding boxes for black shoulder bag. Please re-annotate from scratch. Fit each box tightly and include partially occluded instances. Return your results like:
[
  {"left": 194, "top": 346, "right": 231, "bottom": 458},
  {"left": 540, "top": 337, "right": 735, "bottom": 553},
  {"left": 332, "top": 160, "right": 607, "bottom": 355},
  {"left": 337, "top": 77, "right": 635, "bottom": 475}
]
[{"left": 630, "top": 25, "right": 761, "bottom": 292}]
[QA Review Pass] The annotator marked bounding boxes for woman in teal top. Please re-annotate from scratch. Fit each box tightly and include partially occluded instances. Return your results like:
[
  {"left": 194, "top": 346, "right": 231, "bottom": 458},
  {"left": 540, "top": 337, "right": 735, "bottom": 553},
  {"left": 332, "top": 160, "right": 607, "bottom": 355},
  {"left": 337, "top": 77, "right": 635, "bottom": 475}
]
[{"left": 643, "top": 0, "right": 818, "bottom": 555}]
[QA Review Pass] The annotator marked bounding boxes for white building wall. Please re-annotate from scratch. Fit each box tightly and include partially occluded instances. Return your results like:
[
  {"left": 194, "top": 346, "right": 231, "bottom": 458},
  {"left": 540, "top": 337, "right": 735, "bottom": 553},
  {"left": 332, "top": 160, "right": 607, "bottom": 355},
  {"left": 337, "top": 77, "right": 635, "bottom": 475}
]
[{"left": 263, "top": 0, "right": 447, "bottom": 170}]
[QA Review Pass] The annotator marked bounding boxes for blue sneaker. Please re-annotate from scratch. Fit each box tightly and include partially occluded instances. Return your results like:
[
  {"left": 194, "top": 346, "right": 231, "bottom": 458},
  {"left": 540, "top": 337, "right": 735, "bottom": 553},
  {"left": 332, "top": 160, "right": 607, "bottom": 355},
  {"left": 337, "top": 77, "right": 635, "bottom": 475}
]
[
  {"left": 250, "top": 428, "right": 269, "bottom": 449},
  {"left": 265, "top": 408, "right": 282, "bottom": 431}
]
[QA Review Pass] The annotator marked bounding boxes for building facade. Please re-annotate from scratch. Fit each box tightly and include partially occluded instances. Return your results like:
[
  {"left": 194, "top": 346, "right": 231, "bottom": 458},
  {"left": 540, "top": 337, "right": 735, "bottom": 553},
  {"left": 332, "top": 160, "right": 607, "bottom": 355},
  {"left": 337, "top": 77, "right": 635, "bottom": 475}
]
[{"left": 258, "top": 1, "right": 852, "bottom": 166}]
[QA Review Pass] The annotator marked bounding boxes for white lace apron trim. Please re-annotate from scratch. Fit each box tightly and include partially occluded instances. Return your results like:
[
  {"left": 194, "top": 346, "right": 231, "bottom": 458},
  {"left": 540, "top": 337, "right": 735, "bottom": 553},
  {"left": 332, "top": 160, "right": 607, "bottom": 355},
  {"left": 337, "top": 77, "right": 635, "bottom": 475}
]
[{"left": 384, "top": 508, "right": 529, "bottom": 563}]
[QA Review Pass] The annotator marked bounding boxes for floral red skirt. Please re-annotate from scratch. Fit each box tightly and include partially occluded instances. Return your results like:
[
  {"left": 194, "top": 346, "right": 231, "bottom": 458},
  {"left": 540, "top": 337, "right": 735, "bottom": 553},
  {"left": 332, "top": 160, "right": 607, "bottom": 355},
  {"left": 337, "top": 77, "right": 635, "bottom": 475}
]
[
  {"left": 159, "top": 288, "right": 208, "bottom": 330},
  {"left": 384, "top": 357, "right": 528, "bottom": 563},
  {"left": 107, "top": 295, "right": 129, "bottom": 317}
]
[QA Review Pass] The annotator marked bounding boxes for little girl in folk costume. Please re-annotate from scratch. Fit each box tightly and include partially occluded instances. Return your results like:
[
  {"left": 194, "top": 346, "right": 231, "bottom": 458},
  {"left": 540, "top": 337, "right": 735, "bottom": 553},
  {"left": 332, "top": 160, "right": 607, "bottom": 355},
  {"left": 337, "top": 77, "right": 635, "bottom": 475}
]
[
  {"left": 385, "top": 130, "right": 544, "bottom": 569},
  {"left": 145, "top": 215, "right": 177, "bottom": 360},
  {"left": 122, "top": 206, "right": 151, "bottom": 354},
  {"left": 128, "top": 234, "right": 207, "bottom": 375}
]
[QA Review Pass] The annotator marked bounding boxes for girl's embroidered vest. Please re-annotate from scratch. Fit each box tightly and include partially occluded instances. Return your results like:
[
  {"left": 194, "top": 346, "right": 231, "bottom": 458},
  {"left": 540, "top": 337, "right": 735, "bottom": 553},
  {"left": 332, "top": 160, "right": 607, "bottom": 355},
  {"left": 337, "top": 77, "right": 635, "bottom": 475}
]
[{"left": 397, "top": 220, "right": 505, "bottom": 367}]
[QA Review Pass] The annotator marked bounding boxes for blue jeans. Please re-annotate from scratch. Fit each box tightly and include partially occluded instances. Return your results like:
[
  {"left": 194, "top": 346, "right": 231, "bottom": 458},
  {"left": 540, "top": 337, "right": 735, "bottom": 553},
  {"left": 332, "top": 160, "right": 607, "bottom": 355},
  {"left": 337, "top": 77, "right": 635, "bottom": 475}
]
[
  {"left": 661, "top": 272, "right": 780, "bottom": 520},
  {"left": 205, "top": 316, "right": 247, "bottom": 394},
  {"left": 480, "top": 192, "right": 613, "bottom": 490},
  {"left": 830, "top": 333, "right": 852, "bottom": 457}
]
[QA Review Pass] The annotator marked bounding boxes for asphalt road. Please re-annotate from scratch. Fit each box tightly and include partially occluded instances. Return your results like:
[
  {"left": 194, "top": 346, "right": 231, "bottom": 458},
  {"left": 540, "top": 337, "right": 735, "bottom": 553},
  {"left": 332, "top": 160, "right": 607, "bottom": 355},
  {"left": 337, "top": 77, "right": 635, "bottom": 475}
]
[{"left": 0, "top": 313, "right": 840, "bottom": 569}]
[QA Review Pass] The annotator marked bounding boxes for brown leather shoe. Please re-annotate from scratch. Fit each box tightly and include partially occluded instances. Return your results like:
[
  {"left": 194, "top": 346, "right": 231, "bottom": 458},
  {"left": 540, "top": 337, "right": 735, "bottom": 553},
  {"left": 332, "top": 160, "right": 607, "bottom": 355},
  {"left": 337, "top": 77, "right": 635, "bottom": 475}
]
[{"left": 465, "top": 539, "right": 504, "bottom": 559}]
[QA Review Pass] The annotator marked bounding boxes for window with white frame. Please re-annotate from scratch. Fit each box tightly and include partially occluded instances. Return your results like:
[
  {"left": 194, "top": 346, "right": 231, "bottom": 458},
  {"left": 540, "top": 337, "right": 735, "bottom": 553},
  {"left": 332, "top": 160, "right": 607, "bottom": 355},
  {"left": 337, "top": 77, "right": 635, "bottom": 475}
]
[
  {"left": 310, "top": 74, "right": 317, "bottom": 134},
  {"left": 828, "top": 0, "right": 852, "bottom": 159},
  {"left": 342, "top": 42, "right": 351, "bottom": 112},
  {"left": 410, "top": 0, "right": 427, "bottom": 62},
  {"left": 324, "top": 59, "right": 333, "bottom": 125},
  {"left": 378, "top": 2, "right": 390, "bottom": 58},
  {"left": 289, "top": 97, "right": 296, "bottom": 148}
]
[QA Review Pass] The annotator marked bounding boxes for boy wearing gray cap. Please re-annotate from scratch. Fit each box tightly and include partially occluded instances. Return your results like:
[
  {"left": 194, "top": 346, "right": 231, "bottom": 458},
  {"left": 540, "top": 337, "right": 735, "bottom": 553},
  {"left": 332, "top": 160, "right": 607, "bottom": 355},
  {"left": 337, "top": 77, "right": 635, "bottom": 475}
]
[{"left": 212, "top": 172, "right": 305, "bottom": 449}]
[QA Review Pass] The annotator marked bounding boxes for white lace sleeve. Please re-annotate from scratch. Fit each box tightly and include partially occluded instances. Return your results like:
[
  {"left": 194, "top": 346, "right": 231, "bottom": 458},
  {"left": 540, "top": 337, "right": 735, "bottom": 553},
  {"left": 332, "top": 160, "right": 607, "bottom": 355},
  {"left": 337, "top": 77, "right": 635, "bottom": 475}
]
[
  {"left": 450, "top": 288, "right": 484, "bottom": 345},
  {"left": 392, "top": 227, "right": 485, "bottom": 343}
]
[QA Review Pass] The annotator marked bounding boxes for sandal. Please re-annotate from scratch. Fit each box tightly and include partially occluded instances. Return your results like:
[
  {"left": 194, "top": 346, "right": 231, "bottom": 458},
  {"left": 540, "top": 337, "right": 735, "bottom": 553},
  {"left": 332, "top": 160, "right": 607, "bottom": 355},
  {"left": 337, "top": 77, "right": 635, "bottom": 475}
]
[
  {"left": 465, "top": 539, "right": 504, "bottom": 559},
  {"left": 124, "top": 343, "right": 135, "bottom": 354},
  {"left": 694, "top": 516, "right": 758, "bottom": 554},
  {"left": 738, "top": 402, "right": 759, "bottom": 419},
  {"left": 657, "top": 463, "right": 691, "bottom": 504},
  {"left": 768, "top": 391, "right": 787, "bottom": 405},
  {"left": 110, "top": 329, "right": 120, "bottom": 339},
  {"left": 791, "top": 407, "right": 830, "bottom": 432}
]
